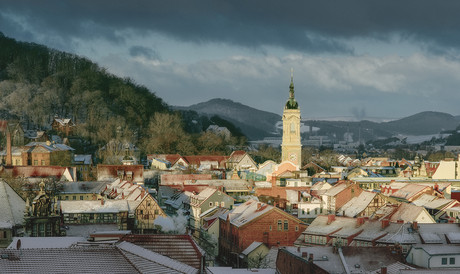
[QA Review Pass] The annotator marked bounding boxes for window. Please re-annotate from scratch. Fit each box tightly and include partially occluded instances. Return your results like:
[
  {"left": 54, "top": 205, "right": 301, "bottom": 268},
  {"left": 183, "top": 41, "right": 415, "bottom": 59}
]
[
  {"left": 65, "top": 196, "right": 69, "bottom": 200},
  {"left": 442, "top": 258, "right": 448, "bottom": 265},
  {"left": 34, "top": 160, "right": 38, "bottom": 166},
  {"left": 154, "top": 209, "right": 159, "bottom": 215},
  {"left": 269, "top": 225, "right": 272, "bottom": 231},
  {"left": 307, "top": 208, "right": 310, "bottom": 215},
  {"left": 295, "top": 226, "right": 299, "bottom": 231},
  {"left": 72, "top": 196, "right": 76, "bottom": 200},
  {"left": 41, "top": 160, "right": 45, "bottom": 166},
  {"left": 80, "top": 196, "right": 83, "bottom": 200},
  {"left": 450, "top": 257, "right": 455, "bottom": 265},
  {"left": 277, "top": 220, "right": 282, "bottom": 231},
  {"left": 284, "top": 220, "right": 289, "bottom": 230},
  {"left": 215, "top": 202, "right": 219, "bottom": 207},
  {"left": 209, "top": 202, "right": 213, "bottom": 207}
]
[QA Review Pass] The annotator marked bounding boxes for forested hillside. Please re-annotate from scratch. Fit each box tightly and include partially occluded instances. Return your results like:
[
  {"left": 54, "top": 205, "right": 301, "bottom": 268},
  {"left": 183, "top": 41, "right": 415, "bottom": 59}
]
[{"left": 0, "top": 33, "right": 245, "bottom": 157}]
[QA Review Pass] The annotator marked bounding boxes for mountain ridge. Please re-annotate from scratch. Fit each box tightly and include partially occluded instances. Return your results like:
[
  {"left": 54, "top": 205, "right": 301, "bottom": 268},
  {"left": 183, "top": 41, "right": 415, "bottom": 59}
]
[{"left": 176, "top": 98, "right": 460, "bottom": 141}]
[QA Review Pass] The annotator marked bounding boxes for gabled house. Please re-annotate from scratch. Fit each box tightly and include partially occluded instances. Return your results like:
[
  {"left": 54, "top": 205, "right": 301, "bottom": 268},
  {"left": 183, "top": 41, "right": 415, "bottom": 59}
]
[
  {"left": 183, "top": 155, "right": 229, "bottom": 170},
  {"left": 226, "top": 150, "right": 257, "bottom": 171},
  {"left": 375, "top": 203, "right": 436, "bottom": 224},
  {"left": 51, "top": 117, "right": 75, "bottom": 136},
  {"left": 131, "top": 193, "right": 167, "bottom": 234},
  {"left": 97, "top": 164, "right": 144, "bottom": 184},
  {"left": 219, "top": 199, "right": 307, "bottom": 267},
  {"left": 406, "top": 244, "right": 460, "bottom": 269},
  {"left": 0, "top": 180, "right": 25, "bottom": 247},
  {"left": 337, "top": 191, "right": 387, "bottom": 217},
  {"left": 390, "top": 183, "right": 434, "bottom": 203},
  {"left": 199, "top": 206, "right": 228, "bottom": 260},
  {"left": 296, "top": 215, "right": 363, "bottom": 247},
  {"left": 321, "top": 181, "right": 363, "bottom": 214},
  {"left": 189, "top": 187, "right": 234, "bottom": 237}
]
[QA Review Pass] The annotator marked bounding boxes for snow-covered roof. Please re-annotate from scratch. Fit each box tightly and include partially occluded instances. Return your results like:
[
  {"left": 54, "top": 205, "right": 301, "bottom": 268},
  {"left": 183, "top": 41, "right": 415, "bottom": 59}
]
[
  {"left": 117, "top": 241, "right": 198, "bottom": 273},
  {"left": 61, "top": 200, "right": 131, "bottom": 214},
  {"left": 390, "top": 184, "right": 430, "bottom": 200},
  {"left": 420, "top": 233, "right": 443, "bottom": 244},
  {"left": 224, "top": 200, "right": 274, "bottom": 227},
  {"left": 410, "top": 244, "right": 460, "bottom": 255},
  {"left": 241, "top": 241, "right": 264, "bottom": 256},
  {"left": 412, "top": 194, "right": 438, "bottom": 207},
  {"left": 8, "top": 237, "right": 87, "bottom": 249},
  {"left": 323, "top": 183, "right": 348, "bottom": 197},
  {"left": 74, "top": 154, "right": 92, "bottom": 165},
  {"left": 423, "top": 198, "right": 456, "bottom": 210},
  {"left": 254, "top": 181, "right": 272, "bottom": 188},
  {"left": 0, "top": 180, "right": 25, "bottom": 228},
  {"left": 304, "top": 215, "right": 357, "bottom": 236},
  {"left": 338, "top": 191, "right": 376, "bottom": 217},
  {"left": 352, "top": 222, "right": 403, "bottom": 242}
]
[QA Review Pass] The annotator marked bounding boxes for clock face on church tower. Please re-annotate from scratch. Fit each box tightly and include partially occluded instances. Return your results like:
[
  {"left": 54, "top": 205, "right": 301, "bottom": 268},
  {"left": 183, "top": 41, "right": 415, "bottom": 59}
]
[{"left": 289, "top": 153, "right": 297, "bottom": 162}]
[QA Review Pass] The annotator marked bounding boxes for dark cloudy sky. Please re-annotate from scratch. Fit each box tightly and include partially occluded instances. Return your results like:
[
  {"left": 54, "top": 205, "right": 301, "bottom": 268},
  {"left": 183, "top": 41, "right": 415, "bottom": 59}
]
[{"left": 2, "top": 1, "right": 460, "bottom": 120}]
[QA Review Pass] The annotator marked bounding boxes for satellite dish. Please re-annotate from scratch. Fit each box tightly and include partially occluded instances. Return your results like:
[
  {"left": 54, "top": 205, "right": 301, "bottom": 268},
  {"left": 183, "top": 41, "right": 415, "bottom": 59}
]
[{"left": 16, "top": 239, "right": 21, "bottom": 250}]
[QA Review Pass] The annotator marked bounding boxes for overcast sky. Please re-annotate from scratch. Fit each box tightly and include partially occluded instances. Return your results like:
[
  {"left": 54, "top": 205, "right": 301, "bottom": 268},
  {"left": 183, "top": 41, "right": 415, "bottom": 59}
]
[{"left": 1, "top": 1, "right": 460, "bottom": 120}]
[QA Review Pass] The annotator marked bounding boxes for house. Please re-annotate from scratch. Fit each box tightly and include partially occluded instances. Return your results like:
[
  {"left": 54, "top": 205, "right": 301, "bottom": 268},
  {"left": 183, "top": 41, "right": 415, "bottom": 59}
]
[
  {"left": 25, "top": 141, "right": 75, "bottom": 166},
  {"left": 337, "top": 191, "right": 387, "bottom": 217},
  {"left": 0, "top": 240, "right": 199, "bottom": 273},
  {"left": 58, "top": 181, "right": 107, "bottom": 201},
  {"left": 121, "top": 234, "right": 206, "bottom": 273},
  {"left": 183, "top": 155, "right": 229, "bottom": 170},
  {"left": 297, "top": 215, "right": 364, "bottom": 247},
  {"left": 164, "top": 190, "right": 193, "bottom": 216},
  {"left": 1, "top": 166, "right": 77, "bottom": 181},
  {"left": 189, "top": 187, "right": 234, "bottom": 237},
  {"left": 406, "top": 244, "right": 460, "bottom": 269},
  {"left": 151, "top": 158, "right": 171, "bottom": 170},
  {"left": 61, "top": 199, "right": 132, "bottom": 231},
  {"left": 390, "top": 183, "right": 435, "bottom": 203},
  {"left": 131, "top": 193, "right": 167, "bottom": 234},
  {"left": 199, "top": 206, "right": 228, "bottom": 261},
  {"left": 74, "top": 154, "right": 93, "bottom": 180},
  {"left": 0, "top": 180, "right": 25, "bottom": 247},
  {"left": 0, "top": 141, "right": 75, "bottom": 167},
  {"left": 240, "top": 241, "right": 270, "bottom": 269},
  {"left": 97, "top": 164, "right": 144, "bottom": 184},
  {"left": 148, "top": 154, "right": 189, "bottom": 170},
  {"left": 51, "top": 117, "right": 75, "bottom": 136},
  {"left": 276, "top": 246, "right": 411, "bottom": 274},
  {"left": 375, "top": 203, "right": 436, "bottom": 224},
  {"left": 219, "top": 199, "right": 307, "bottom": 267},
  {"left": 226, "top": 150, "right": 258, "bottom": 171},
  {"left": 321, "top": 181, "right": 363, "bottom": 214},
  {"left": 432, "top": 158, "right": 460, "bottom": 179}
]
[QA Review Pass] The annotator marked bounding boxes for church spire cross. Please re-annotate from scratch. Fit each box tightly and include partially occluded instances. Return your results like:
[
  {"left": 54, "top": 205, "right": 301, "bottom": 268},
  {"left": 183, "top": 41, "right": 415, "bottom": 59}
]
[{"left": 285, "top": 68, "right": 298, "bottom": 109}]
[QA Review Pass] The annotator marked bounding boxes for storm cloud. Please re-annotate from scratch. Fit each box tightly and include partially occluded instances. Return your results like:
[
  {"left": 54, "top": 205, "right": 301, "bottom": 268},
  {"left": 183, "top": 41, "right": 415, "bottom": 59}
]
[{"left": 2, "top": 1, "right": 460, "bottom": 54}]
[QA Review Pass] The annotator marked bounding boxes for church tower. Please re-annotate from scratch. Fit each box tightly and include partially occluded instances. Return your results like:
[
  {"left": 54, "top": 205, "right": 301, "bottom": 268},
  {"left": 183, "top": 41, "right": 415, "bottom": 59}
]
[{"left": 281, "top": 70, "right": 302, "bottom": 167}]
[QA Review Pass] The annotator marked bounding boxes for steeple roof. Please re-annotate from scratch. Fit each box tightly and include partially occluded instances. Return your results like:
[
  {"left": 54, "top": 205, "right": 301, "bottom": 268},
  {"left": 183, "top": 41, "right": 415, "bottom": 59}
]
[{"left": 285, "top": 69, "right": 299, "bottom": 110}]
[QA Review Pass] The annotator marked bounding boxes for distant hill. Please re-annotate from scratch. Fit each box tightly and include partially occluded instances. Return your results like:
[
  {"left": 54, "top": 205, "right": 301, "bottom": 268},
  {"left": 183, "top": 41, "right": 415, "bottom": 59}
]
[
  {"left": 382, "top": 111, "right": 460, "bottom": 135},
  {"left": 175, "top": 98, "right": 281, "bottom": 140},
  {"left": 177, "top": 99, "right": 460, "bottom": 141}
]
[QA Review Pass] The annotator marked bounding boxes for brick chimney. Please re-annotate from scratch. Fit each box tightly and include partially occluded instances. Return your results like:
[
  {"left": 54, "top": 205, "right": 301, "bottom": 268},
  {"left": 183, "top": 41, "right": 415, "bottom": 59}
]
[
  {"left": 6, "top": 128, "right": 12, "bottom": 166},
  {"left": 412, "top": 221, "right": 418, "bottom": 230},
  {"left": 397, "top": 219, "right": 404, "bottom": 224},
  {"left": 381, "top": 266, "right": 387, "bottom": 274},
  {"left": 101, "top": 199, "right": 104, "bottom": 205},
  {"left": 381, "top": 219, "right": 390, "bottom": 229},
  {"left": 308, "top": 253, "right": 313, "bottom": 262},
  {"left": 257, "top": 202, "right": 262, "bottom": 210},
  {"left": 301, "top": 252, "right": 308, "bottom": 258},
  {"left": 327, "top": 214, "right": 336, "bottom": 225}
]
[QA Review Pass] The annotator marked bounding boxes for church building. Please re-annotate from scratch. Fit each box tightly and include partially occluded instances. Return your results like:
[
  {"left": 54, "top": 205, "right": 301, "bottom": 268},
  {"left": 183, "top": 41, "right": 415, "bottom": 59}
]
[{"left": 281, "top": 71, "right": 302, "bottom": 168}]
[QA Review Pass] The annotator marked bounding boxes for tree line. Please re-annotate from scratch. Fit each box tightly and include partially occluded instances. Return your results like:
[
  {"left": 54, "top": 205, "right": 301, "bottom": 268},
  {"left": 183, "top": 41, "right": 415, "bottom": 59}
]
[{"left": 0, "top": 33, "right": 246, "bottom": 159}]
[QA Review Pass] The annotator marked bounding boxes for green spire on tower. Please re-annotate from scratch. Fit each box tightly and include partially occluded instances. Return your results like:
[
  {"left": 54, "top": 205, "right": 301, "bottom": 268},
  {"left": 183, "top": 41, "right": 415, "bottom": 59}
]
[{"left": 285, "top": 68, "right": 299, "bottom": 109}]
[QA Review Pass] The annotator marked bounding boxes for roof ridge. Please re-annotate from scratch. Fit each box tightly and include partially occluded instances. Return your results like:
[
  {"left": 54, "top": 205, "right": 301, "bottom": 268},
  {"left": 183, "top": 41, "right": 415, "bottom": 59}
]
[{"left": 1, "top": 181, "right": 17, "bottom": 226}]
